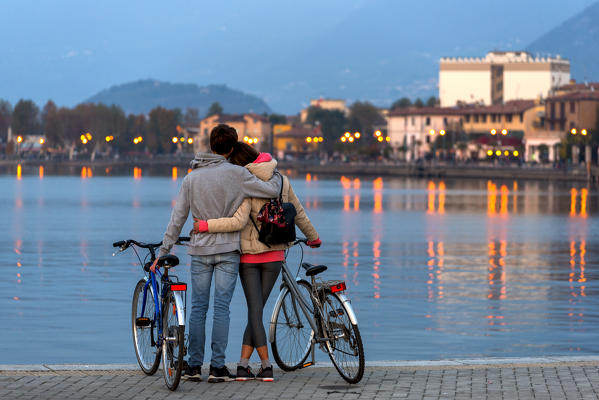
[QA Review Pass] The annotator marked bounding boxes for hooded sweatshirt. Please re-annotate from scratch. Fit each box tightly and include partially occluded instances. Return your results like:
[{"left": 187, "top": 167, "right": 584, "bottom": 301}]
[{"left": 158, "top": 152, "right": 281, "bottom": 257}]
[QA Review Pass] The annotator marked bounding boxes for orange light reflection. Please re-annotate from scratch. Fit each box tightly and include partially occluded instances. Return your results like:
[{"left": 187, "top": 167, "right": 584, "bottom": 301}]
[
  {"left": 172, "top": 167, "right": 177, "bottom": 180},
  {"left": 39, "top": 165, "right": 44, "bottom": 179},
  {"left": 17, "top": 164, "right": 22, "bottom": 180}
]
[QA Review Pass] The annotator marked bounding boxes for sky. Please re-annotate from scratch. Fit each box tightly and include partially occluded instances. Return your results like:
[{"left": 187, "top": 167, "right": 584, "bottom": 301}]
[{"left": 0, "top": 0, "right": 596, "bottom": 113}]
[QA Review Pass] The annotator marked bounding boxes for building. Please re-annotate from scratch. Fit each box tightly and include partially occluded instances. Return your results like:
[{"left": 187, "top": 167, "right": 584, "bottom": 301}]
[
  {"left": 273, "top": 125, "right": 323, "bottom": 156},
  {"left": 439, "top": 51, "right": 570, "bottom": 107},
  {"left": 386, "top": 107, "right": 462, "bottom": 161},
  {"left": 300, "top": 98, "right": 348, "bottom": 122},
  {"left": 194, "top": 113, "right": 271, "bottom": 153}
]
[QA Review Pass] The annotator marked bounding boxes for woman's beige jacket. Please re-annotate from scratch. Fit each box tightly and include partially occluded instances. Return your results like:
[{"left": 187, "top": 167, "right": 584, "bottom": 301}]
[{"left": 206, "top": 159, "right": 319, "bottom": 254}]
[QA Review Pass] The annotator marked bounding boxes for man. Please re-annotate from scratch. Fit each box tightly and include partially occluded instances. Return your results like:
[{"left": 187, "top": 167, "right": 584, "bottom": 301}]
[{"left": 151, "top": 124, "right": 281, "bottom": 382}]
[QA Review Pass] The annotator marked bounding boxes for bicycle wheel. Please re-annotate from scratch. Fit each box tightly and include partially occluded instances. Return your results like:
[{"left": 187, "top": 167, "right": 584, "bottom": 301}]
[
  {"left": 322, "top": 291, "right": 365, "bottom": 384},
  {"left": 162, "top": 291, "right": 185, "bottom": 391},
  {"left": 271, "top": 280, "right": 314, "bottom": 371},
  {"left": 132, "top": 279, "right": 161, "bottom": 375}
]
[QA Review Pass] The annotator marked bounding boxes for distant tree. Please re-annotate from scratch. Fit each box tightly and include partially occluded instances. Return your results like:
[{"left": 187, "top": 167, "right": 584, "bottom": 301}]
[
  {"left": 122, "top": 114, "right": 147, "bottom": 153},
  {"left": 347, "top": 101, "right": 385, "bottom": 144},
  {"left": 42, "top": 100, "right": 59, "bottom": 146},
  {"left": 306, "top": 106, "right": 347, "bottom": 153},
  {"left": 390, "top": 97, "right": 411, "bottom": 110},
  {"left": 184, "top": 107, "right": 200, "bottom": 126},
  {"left": 0, "top": 99, "right": 12, "bottom": 142},
  {"left": 11, "top": 99, "right": 41, "bottom": 137},
  {"left": 148, "top": 107, "right": 182, "bottom": 153},
  {"left": 268, "top": 113, "right": 287, "bottom": 125},
  {"left": 426, "top": 96, "right": 437, "bottom": 108},
  {"left": 207, "top": 102, "right": 223, "bottom": 117},
  {"left": 413, "top": 98, "right": 424, "bottom": 108}
]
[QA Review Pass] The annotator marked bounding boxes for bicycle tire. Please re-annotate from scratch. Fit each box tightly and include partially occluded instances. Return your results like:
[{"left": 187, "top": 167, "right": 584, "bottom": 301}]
[
  {"left": 271, "top": 280, "right": 314, "bottom": 371},
  {"left": 162, "top": 291, "right": 185, "bottom": 391},
  {"left": 132, "top": 279, "right": 161, "bottom": 375},
  {"left": 322, "top": 291, "right": 365, "bottom": 384}
]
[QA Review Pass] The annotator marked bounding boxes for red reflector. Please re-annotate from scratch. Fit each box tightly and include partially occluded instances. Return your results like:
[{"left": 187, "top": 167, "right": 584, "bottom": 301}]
[
  {"left": 170, "top": 284, "right": 187, "bottom": 291},
  {"left": 330, "top": 282, "right": 346, "bottom": 293}
]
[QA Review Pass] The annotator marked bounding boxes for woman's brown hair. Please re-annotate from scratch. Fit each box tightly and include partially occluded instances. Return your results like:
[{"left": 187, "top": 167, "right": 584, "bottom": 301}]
[{"left": 228, "top": 141, "right": 259, "bottom": 166}]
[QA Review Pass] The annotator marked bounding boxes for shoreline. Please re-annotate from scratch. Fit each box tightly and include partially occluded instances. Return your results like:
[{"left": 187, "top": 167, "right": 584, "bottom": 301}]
[
  {"left": 2, "top": 355, "right": 599, "bottom": 372},
  {"left": 1, "top": 158, "right": 597, "bottom": 183}
]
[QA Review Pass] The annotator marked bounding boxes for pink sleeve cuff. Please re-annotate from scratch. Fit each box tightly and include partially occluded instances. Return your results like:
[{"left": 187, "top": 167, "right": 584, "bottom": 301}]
[{"left": 254, "top": 152, "right": 272, "bottom": 163}]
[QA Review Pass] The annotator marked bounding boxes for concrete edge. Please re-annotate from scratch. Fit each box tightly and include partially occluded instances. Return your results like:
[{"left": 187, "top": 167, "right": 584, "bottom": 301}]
[{"left": 1, "top": 356, "right": 598, "bottom": 372}]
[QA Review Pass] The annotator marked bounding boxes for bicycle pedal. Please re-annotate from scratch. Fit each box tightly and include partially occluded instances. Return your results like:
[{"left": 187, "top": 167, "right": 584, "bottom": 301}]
[
  {"left": 300, "top": 362, "right": 314, "bottom": 369},
  {"left": 135, "top": 317, "right": 151, "bottom": 327}
]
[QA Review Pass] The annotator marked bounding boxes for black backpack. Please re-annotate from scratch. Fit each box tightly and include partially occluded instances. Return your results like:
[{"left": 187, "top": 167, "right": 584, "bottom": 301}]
[{"left": 251, "top": 173, "right": 297, "bottom": 247}]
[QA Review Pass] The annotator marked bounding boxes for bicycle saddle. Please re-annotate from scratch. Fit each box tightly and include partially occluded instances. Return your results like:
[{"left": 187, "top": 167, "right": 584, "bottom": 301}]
[
  {"left": 301, "top": 262, "right": 327, "bottom": 276},
  {"left": 158, "top": 254, "right": 179, "bottom": 269}
]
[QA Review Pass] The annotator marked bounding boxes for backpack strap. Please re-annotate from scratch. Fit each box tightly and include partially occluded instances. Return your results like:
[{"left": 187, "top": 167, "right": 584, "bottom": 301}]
[{"left": 274, "top": 171, "right": 284, "bottom": 200}]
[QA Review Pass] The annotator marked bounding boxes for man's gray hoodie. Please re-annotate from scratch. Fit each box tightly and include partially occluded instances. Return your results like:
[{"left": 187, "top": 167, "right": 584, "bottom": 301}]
[{"left": 158, "top": 152, "right": 281, "bottom": 257}]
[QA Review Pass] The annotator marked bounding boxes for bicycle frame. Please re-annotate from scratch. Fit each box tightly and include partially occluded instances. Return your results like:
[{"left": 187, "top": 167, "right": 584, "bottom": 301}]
[
  {"left": 269, "top": 261, "right": 320, "bottom": 342},
  {"left": 140, "top": 268, "right": 186, "bottom": 346}
]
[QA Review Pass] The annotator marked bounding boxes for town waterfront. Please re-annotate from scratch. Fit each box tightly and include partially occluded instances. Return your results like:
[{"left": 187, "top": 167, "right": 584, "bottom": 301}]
[{"left": 1, "top": 166, "right": 597, "bottom": 364}]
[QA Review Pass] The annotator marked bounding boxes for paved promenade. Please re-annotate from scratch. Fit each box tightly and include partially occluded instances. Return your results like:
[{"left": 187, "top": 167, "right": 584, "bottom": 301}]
[{"left": 1, "top": 357, "right": 598, "bottom": 400}]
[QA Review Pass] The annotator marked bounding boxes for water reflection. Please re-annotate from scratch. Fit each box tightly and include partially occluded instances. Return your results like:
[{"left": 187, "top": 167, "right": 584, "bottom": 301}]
[
  {"left": 16, "top": 164, "right": 22, "bottom": 180},
  {"left": 172, "top": 167, "right": 177, "bottom": 181},
  {"left": 133, "top": 167, "right": 142, "bottom": 179},
  {"left": 39, "top": 166, "right": 44, "bottom": 179},
  {"left": 373, "top": 177, "right": 383, "bottom": 214}
]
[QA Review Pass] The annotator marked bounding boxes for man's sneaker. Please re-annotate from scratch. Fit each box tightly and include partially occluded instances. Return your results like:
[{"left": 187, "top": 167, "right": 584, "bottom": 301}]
[
  {"left": 235, "top": 365, "right": 255, "bottom": 381},
  {"left": 256, "top": 366, "right": 274, "bottom": 382},
  {"left": 208, "top": 365, "right": 235, "bottom": 383},
  {"left": 183, "top": 363, "right": 202, "bottom": 381}
]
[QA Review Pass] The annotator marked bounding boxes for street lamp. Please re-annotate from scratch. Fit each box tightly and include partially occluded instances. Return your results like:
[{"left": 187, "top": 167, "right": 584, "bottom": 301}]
[{"left": 172, "top": 137, "right": 179, "bottom": 143}]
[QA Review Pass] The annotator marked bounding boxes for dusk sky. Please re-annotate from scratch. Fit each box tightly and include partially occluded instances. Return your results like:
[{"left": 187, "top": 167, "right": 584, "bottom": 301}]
[{"left": 1, "top": 0, "right": 596, "bottom": 113}]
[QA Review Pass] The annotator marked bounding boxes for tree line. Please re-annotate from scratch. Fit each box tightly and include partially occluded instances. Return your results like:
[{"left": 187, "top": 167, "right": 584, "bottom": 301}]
[{"left": 0, "top": 99, "right": 229, "bottom": 157}]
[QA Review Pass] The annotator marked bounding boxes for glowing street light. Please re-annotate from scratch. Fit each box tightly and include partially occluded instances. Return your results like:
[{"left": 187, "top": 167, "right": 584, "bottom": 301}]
[
  {"left": 187, "top": 138, "right": 193, "bottom": 144},
  {"left": 501, "top": 129, "right": 507, "bottom": 135},
  {"left": 490, "top": 129, "right": 497, "bottom": 135},
  {"left": 306, "top": 137, "right": 312, "bottom": 143},
  {"left": 495, "top": 150, "right": 501, "bottom": 156},
  {"left": 581, "top": 129, "right": 588, "bottom": 136},
  {"left": 439, "top": 130, "right": 446, "bottom": 136},
  {"left": 374, "top": 130, "right": 382, "bottom": 137},
  {"left": 504, "top": 150, "right": 509, "bottom": 156},
  {"left": 86, "top": 132, "right": 92, "bottom": 140},
  {"left": 172, "top": 137, "right": 179, "bottom": 143},
  {"left": 487, "top": 149, "right": 493, "bottom": 156},
  {"left": 16, "top": 136, "right": 23, "bottom": 143},
  {"left": 354, "top": 132, "right": 361, "bottom": 138},
  {"left": 429, "top": 129, "right": 435, "bottom": 136},
  {"left": 377, "top": 136, "right": 383, "bottom": 142},
  {"left": 344, "top": 132, "right": 351, "bottom": 138},
  {"left": 348, "top": 136, "right": 354, "bottom": 143},
  {"left": 513, "top": 150, "right": 519, "bottom": 156},
  {"left": 570, "top": 128, "right": 577, "bottom": 135},
  {"left": 340, "top": 136, "right": 347, "bottom": 143},
  {"left": 39, "top": 138, "right": 45, "bottom": 145},
  {"left": 385, "top": 136, "right": 391, "bottom": 142}
]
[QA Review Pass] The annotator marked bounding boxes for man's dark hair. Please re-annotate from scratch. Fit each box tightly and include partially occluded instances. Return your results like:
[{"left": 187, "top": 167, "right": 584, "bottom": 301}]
[
  {"left": 210, "top": 124, "right": 238, "bottom": 155},
  {"left": 229, "top": 141, "right": 259, "bottom": 166}
]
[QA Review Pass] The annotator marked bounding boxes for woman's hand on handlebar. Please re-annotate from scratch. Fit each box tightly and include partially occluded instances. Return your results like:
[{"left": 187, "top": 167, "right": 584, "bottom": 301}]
[{"left": 306, "top": 238, "right": 322, "bottom": 248}]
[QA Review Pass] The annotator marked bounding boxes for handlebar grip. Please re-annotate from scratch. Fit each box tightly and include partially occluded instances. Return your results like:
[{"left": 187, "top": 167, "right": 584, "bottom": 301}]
[
  {"left": 178, "top": 236, "right": 191, "bottom": 242},
  {"left": 113, "top": 240, "right": 126, "bottom": 247}
]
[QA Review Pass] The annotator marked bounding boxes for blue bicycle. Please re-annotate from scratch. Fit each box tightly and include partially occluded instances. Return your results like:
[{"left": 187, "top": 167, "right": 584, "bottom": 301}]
[{"left": 112, "top": 236, "right": 190, "bottom": 391}]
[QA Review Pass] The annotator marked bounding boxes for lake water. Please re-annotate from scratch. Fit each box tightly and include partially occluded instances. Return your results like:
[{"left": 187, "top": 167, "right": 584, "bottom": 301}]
[{"left": 1, "top": 164, "right": 598, "bottom": 364}]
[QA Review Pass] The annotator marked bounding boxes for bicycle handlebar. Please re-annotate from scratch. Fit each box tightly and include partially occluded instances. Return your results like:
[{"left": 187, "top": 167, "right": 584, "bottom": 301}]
[
  {"left": 293, "top": 237, "right": 308, "bottom": 245},
  {"left": 112, "top": 236, "right": 190, "bottom": 250}
]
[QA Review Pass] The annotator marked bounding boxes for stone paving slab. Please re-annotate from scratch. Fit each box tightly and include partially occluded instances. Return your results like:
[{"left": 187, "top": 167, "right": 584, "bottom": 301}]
[{"left": 1, "top": 359, "right": 599, "bottom": 399}]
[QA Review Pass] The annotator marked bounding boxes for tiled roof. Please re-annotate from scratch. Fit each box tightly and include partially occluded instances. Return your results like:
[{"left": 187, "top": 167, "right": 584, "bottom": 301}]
[
  {"left": 548, "top": 91, "right": 599, "bottom": 102},
  {"left": 558, "top": 82, "right": 599, "bottom": 91},
  {"left": 387, "top": 107, "right": 464, "bottom": 117},
  {"left": 458, "top": 100, "right": 536, "bottom": 115}
]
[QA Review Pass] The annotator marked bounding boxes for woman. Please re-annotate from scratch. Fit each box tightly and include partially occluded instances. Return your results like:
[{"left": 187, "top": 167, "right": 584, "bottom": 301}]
[{"left": 192, "top": 142, "right": 321, "bottom": 382}]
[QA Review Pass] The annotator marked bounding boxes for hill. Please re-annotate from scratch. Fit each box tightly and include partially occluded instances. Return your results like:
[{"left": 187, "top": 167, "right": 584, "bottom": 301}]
[
  {"left": 83, "top": 80, "right": 272, "bottom": 115},
  {"left": 527, "top": 1, "right": 599, "bottom": 82}
]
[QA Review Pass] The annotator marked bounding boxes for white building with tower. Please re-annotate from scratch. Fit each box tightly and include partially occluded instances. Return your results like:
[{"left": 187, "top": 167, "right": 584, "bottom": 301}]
[{"left": 439, "top": 51, "right": 570, "bottom": 107}]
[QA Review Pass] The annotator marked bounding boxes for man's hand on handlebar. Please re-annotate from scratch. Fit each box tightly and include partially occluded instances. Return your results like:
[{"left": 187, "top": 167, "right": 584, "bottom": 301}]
[{"left": 149, "top": 257, "right": 159, "bottom": 273}]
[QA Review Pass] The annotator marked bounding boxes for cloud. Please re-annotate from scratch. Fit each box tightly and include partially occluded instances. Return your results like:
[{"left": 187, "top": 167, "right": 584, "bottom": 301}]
[{"left": 63, "top": 50, "right": 78, "bottom": 59}]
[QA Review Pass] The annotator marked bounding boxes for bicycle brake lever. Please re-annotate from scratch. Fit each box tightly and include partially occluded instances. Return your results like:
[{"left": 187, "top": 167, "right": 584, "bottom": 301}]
[{"left": 112, "top": 246, "right": 126, "bottom": 257}]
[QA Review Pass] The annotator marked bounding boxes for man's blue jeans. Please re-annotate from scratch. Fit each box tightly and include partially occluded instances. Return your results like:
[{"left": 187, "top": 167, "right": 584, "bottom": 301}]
[{"left": 188, "top": 251, "right": 239, "bottom": 368}]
